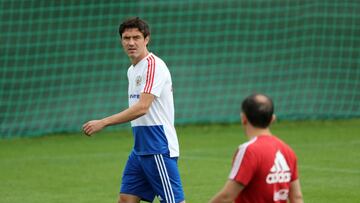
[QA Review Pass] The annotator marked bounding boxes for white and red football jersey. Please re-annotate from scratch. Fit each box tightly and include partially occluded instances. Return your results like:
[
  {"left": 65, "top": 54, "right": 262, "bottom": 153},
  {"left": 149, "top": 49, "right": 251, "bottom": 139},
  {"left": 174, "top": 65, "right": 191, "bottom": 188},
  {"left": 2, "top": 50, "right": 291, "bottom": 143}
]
[
  {"left": 127, "top": 53, "right": 179, "bottom": 157},
  {"left": 229, "top": 135, "right": 298, "bottom": 203}
]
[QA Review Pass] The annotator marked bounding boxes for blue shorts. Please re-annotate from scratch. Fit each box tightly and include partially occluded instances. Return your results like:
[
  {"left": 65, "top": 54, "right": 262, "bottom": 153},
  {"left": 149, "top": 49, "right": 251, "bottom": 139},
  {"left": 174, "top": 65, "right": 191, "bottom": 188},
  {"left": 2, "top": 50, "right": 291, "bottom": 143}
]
[{"left": 120, "top": 151, "right": 185, "bottom": 203}]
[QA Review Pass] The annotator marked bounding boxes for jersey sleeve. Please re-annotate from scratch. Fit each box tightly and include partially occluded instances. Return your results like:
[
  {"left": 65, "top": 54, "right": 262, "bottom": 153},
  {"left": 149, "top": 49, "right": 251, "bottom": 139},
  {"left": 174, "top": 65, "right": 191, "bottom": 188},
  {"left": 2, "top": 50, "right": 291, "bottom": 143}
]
[
  {"left": 141, "top": 55, "right": 166, "bottom": 97},
  {"left": 229, "top": 144, "right": 257, "bottom": 186}
]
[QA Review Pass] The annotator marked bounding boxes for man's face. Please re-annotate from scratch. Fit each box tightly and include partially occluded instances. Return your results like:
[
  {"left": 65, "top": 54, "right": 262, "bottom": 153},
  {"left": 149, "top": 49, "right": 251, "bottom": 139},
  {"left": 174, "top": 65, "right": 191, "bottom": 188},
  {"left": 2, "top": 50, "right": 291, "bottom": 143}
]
[{"left": 121, "top": 28, "right": 149, "bottom": 62}]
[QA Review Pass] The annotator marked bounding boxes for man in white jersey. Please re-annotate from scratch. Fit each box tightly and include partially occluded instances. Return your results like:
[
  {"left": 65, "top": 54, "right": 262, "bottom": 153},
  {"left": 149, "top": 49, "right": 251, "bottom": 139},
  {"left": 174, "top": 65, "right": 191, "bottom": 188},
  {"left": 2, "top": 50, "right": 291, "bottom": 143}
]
[{"left": 82, "top": 17, "right": 185, "bottom": 203}]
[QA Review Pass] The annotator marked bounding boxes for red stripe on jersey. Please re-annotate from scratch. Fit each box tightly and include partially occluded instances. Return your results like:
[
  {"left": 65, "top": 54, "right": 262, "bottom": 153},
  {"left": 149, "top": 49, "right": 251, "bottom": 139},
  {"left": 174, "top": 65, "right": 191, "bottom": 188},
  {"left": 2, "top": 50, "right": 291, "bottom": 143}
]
[
  {"left": 144, "top": 57, "right": 151, "bottom": 93},
  {"left": 147, "top": 55, "right": 155, "bottom": 92},
  {"left": 144, "top": 55, "right": 155, "bottom": 93}
]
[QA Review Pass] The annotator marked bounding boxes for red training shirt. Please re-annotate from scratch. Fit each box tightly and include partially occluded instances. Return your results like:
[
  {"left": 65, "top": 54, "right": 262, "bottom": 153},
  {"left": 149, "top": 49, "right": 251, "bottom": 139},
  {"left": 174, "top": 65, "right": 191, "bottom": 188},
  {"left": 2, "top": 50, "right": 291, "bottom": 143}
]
[{"left": 229, "top": 135, "right": 298, "bottom": 203}]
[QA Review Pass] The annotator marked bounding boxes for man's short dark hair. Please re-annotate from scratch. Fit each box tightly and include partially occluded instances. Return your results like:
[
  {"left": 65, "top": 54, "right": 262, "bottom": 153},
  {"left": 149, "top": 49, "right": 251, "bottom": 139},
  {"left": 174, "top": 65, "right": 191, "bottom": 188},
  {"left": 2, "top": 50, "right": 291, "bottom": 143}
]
[
  {"left": 119, "top": 17, "right": 150, "bottom": 38},
  {"left": 241, "top": 93, "right": 274, "bottom": 128}
]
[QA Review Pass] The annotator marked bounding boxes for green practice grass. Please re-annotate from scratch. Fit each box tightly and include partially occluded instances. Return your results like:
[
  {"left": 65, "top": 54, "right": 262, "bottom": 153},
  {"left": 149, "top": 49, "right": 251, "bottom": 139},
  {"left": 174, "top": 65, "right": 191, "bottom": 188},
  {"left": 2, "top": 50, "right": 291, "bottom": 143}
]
[{"left": 1, "top": 119, "right": 360, "bottom": 203}]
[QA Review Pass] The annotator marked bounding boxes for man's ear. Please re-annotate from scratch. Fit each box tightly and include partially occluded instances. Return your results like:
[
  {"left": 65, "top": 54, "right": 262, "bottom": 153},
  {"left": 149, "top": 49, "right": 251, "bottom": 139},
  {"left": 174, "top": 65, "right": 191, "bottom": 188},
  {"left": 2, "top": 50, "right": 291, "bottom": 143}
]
[
  {"left": 144, "top": 35, "right": 150, "bottom": 46},
  {"left": 270, "top": 114, "right": 276, "bottom": 124},
  {"left": 241, "top": 113, "right": 247, "bottom": 125}
]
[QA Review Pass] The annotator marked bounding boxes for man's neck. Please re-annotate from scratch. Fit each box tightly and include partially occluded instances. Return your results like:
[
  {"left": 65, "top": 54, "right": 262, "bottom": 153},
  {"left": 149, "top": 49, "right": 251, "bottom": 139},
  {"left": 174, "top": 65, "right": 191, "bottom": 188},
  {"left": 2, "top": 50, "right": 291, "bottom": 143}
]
[
  {"left": 131, "top": 51, "right": 149, "bottom": 65},
  {"left": 246, "top": 128, "right": 272, "bottom": 140}
]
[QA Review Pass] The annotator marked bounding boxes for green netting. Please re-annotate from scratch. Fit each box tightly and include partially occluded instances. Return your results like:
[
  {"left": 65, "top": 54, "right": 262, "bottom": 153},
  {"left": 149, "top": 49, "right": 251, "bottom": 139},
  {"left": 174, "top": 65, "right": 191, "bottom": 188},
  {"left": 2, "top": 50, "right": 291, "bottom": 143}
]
[{"left": 1, "top": 0, "right": 360, "bottom": 137}]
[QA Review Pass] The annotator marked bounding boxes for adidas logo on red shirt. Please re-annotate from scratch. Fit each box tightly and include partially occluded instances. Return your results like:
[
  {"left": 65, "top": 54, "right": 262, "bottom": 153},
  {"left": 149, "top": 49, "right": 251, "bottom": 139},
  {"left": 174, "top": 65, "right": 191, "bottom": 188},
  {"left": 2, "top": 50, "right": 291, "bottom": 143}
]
[{"left": 266, "top": 150, "right": 291, "bottom": 184}]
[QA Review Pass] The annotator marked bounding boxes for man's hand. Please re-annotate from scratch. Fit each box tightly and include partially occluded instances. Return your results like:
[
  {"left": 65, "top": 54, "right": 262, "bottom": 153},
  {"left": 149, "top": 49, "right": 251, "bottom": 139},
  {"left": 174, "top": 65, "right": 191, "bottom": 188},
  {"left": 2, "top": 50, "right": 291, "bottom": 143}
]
[{"left": 82, "top": 120, "right": 105, "bottom": 136}]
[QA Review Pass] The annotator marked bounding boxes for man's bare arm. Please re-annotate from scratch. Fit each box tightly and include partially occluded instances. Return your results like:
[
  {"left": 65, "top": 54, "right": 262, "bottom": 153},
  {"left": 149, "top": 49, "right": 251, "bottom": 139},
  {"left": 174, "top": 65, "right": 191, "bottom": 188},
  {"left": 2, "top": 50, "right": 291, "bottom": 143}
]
[
  {"left": 82, "top": 93, "right": 154, "bottom": 136},
  {"left": 209, "top": 180, "right": 244, "bottom": 203},
  {"left": 289, "top": 179, "right": 303, "bottom": 203}
]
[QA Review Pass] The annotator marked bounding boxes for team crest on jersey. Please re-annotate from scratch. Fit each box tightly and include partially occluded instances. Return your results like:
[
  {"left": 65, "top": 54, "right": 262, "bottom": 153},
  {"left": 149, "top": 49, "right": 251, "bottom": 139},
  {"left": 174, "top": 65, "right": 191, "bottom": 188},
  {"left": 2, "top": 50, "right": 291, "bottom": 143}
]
[{"left": 135, "top": 75, "right": 142, "bottom": 86}]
